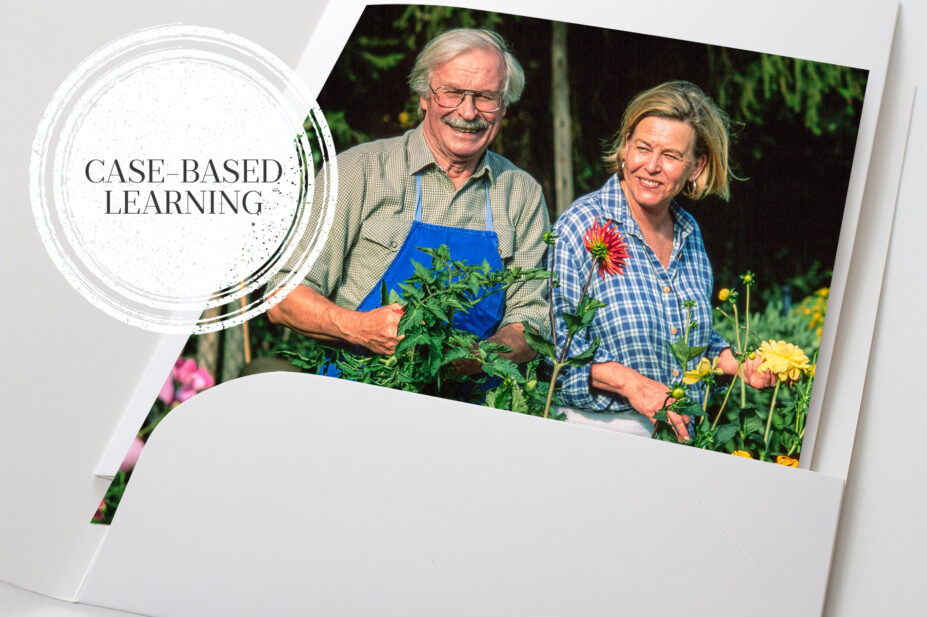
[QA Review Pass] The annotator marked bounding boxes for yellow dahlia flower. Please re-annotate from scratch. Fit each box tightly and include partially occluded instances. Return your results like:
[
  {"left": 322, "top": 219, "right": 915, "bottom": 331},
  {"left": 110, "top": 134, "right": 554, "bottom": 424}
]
[
  {"left": 757, "top": 340, "right": 811, "bottom": 385},
  {"left": 718, "top": 288, "right": 730, "bottom": 302},
  {"left": 732, "top": 450, "right": 752, "bottom": 458},
  {"left": 776, "top": 455, "right": 799, "bottom": 468},
  {"left": 683, "top": 356, "right": 722, "bottom": 385}
]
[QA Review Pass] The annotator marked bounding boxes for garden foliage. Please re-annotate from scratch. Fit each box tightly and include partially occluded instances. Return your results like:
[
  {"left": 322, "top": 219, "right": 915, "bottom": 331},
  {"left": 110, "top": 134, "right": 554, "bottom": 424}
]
[{"left": 278, "top": 245, "right": 555, "bottom": 415}]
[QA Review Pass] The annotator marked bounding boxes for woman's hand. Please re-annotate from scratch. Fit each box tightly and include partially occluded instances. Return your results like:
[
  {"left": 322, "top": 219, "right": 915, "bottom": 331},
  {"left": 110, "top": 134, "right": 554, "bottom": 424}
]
[
  {"left": 718, "top": 348, "right": 777, "bottom": 389},
  {"left": 590, "top": 363, "right": 691, "bottom": 442}
]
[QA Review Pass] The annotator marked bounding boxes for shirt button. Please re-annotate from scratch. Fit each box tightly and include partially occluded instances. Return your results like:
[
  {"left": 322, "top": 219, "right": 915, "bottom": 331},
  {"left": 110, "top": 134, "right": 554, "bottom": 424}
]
[
  {"left": 663, "top": 285, "right": 671, "bottom": 293},
  {"left": 390, "top": 240, "right": 398, "bottom": 249},
  {"left": 671, "top": 327, "right": 678, "bottom": 335},
  {"left": 673, "top": 369, "right": 680, "bottom": 377}
]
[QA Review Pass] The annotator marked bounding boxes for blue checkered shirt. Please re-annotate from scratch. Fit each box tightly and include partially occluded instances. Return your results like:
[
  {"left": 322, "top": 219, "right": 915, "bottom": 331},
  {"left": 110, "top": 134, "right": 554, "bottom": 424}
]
[{"left": 550, "top": 174, "right": 729, "bottom": 412}]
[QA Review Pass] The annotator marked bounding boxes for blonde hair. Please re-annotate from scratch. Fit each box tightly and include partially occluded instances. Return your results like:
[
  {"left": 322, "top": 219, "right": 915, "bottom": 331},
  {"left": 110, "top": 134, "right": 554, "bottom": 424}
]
[
  {"left": 603, "top": 81, "right": 732, "bottom": 201},
  {"left": 408, "top": 28, "right": 525, "bottom": 109}
]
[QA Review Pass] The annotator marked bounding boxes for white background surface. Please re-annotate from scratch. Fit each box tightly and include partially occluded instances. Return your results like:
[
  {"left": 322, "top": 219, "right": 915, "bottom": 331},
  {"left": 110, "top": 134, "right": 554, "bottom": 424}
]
[{"left": 1, "top": 0, "right": 924, "bottom": 615}]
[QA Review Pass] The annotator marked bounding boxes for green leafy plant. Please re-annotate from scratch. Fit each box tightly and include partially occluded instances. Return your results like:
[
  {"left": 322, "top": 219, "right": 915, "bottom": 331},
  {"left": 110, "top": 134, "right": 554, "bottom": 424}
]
[
  {"left": 279, "top": 245, "right": 551, "bottom": 410},
  {"left": 520, "top": 219, "right": 630, "bottom": 419},
  {"left": 653, "top": 273, "right": 816, "bottom": 465}
]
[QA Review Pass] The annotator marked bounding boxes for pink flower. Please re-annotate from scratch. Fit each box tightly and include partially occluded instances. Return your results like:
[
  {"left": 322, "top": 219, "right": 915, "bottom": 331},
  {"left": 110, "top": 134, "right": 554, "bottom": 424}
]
[
  {"left": 187, "top": 367, "right": 215, "bottom": 391},
  {"left": 171, "top": 358, "right": 198, "bottom": 383},
  {"left": 162, "top": 358, "right": 215, "bottom": 404},
  {"left": 157, "top": 376, "right": 175, "bottom": 405},
  {"left": 119, "top": 437, "right": 145, "bottom": 472},
  {"left": 174, "top": 367, "right": 215, "bottom": 403}
]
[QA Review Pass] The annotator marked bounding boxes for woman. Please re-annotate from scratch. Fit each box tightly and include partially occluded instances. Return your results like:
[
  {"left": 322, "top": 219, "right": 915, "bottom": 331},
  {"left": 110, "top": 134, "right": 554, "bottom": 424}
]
[{"left": 551, "top": 81, "right": 774, "bottom": 442}]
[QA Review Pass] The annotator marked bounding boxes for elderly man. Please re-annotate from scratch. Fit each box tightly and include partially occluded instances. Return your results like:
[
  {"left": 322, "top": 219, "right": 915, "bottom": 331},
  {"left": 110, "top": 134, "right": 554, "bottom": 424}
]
[{"left": 268, "top": 28, "right": 549, "bottom": 366}]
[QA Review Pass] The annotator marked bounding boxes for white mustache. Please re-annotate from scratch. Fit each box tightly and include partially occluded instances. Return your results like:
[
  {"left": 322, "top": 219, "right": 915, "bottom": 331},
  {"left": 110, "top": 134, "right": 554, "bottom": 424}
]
[{"left": 444, "top": 117, "right": 489, "bottom": 131}]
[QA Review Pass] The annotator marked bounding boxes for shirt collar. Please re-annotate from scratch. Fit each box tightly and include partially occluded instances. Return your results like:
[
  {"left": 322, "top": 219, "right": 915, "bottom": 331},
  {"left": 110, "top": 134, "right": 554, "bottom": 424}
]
[
  {"left": 407, "top": 123, "right": 495, "bottom": 184},
  {"left": 600, "top": 174, "right": 696, "bottom": 241}
]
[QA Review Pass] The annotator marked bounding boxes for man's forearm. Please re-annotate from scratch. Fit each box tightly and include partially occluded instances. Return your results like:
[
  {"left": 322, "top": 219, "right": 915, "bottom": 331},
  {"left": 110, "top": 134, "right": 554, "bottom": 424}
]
[
  {"left": 267, "top": 285, "right": 357, "bottom": 345},
  {"left": 268, "top": 285, "right": 405, "bottom": 355}
]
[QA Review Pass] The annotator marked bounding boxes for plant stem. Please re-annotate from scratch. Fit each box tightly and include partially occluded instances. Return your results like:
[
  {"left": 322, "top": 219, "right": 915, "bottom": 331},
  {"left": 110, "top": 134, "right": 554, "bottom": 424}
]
[
  {"left": 548, "top": 240, "right": 558, "bottom": 352},
  {"left": 763, "top": 380, "right": 781, "bottom": 446},
  {"left": 711, "top": 373, "right": 739, "bottom": 429},
  {"left": 545, "top": 261, "right": 597, "bottom": 419},
  {"left": 714, "top": 309, "right": 761, "bottom": 346},
  {"left": 557, "top": 262, "right": 597, "bottom": 365},
  {"left": 745, "top": 283, "right": 751, "bottom": 348},
  {"left": 542, "top": 362, "right": 563, "bottom": 419},
  {"left": 739, "top": 365, "right": 747, "bottom": 409},
  {"left": 698, "top": 382, "right": 710, "bottom": 425},
  {"left": 731, "top": 304, "right": 742, "bottom": 353}
]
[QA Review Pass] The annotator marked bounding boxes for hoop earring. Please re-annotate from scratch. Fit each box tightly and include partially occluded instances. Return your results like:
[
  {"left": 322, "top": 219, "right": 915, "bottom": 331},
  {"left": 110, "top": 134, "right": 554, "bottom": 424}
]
[
  {"left": 689, "top": 180, "right": 697, "bottom": 195},
  {"left": 621, "top": 161, "right": 625, "bottom": 175}
]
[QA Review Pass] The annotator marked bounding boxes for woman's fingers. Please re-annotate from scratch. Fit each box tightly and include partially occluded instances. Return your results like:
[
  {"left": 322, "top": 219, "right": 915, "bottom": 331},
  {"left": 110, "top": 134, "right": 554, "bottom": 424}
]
[{"left": 668, "top": 410, "right": 690, "bottom": 442}]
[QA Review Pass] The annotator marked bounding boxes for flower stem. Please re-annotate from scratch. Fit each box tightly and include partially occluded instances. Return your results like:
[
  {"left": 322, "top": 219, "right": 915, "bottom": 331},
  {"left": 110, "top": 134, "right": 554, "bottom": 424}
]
[
  {"left": 711, "top": 373, "right": 739, "bottom": 430},
  {"left": 542, "top": 362, "right": 563, "bottom": 419},
  {"left": 739, "top": 365, "right": 747, "bottom": 409},
  {"left": 548, "top": 241, "right": 558, "bottom": 352},
  {"left": 731, "top": 304, "right": 742, "bottom": 354},
  {"left": 763, "top": 380, "right": 781, "bottom": 446},
  {"left": 557, "top": 262, "right": 597, "bottom": 366},
  {"left": 745, "top": 283, "right": 751, "bottom": 348},
  {"left": 546, "top": 261, "right": 597, "bottom": 419},
  {"left": 714, "top": 309, "right": 760, "bottom": 346},
  {"left": 698, "top": 382, "right": 710, "bottom": 425}
]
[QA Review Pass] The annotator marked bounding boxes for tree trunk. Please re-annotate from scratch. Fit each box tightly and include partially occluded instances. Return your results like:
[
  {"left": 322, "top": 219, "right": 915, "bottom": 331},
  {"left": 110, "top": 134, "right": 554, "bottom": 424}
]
[{"left": 551, "top": 22, "right": 573, "bottom": 217}]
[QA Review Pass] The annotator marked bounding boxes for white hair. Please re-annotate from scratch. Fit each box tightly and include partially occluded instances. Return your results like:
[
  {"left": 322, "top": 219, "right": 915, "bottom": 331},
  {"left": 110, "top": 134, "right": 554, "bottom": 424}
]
[{"left": 408, "top": 28, "right": 525, "bottom": 108}]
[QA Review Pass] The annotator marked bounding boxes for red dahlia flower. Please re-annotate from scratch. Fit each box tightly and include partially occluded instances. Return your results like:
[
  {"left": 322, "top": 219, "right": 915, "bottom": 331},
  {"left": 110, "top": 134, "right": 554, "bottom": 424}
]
[{"left": 583, "top": 217, "right": 629, "bottom": 278}]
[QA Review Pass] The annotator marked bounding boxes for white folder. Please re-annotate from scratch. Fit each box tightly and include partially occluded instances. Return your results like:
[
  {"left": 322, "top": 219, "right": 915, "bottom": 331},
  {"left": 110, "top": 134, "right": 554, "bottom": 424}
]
[{"left": 0, "top": 1, "right": 905, "bottom": 616}]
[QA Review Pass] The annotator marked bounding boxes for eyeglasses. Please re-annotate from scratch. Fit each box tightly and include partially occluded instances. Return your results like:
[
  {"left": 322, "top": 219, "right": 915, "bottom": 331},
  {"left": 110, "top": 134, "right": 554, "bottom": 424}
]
[{"left": 429, "top": 85, "right": 504, "bottom": 113}]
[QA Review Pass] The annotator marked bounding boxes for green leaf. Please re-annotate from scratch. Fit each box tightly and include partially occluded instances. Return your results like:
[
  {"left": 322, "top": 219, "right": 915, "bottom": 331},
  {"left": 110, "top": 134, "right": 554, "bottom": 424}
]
[
  {"left": 379, "top": 280, "right": 389, "bottom": 306},
  {"left": 715, "top": 422, "right": 739, "bottom": 443},
  {"left": 511, "top": 385, "right": 529, "bottom": 413},
  {"left": 562, "top": 311, "right": 583, "bottom": 332},
  {"left": 686, "top": 345, "right": 707, "bottom": 362},
  {"left": 666, "top": 339, "right": 690, "bottom": 367},
  {"left": 521, "top": 323, "right": 556, "bottom": 358},
  {"left": 481, "top": 342, "right": 512, "bottom": 354},
  {"left": 771, "top": 412, "right": 784, "bottom": 430},
  {"left": 743, "top": 415, "right": 765, "bottom": 435},
  {"left": 576, "top": 296, "right": 606, "bottom": 329},
  {"left": 653, "top": 409, "right": 669, "bottom": 422},
  {"left": 566, "top": 338, "right": 600, "bottom": 367},
  {"left": 483, "top": 358, "right": 523, "bottom": 382},
  {"left": 425, "top": 302, "right": 449, "bottom": 323}
]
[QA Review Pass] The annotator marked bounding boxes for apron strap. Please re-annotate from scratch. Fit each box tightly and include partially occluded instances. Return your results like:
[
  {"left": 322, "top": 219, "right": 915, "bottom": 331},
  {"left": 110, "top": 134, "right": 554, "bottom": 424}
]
[
  {"left": 484, "top": 181, "right": 494, "bottom": 231},
  {"left": 414, "top": 174, "right": 424, "bottom": 222},
  {"left": 414, "top": 172, "right": 494, "bottom": 230}
]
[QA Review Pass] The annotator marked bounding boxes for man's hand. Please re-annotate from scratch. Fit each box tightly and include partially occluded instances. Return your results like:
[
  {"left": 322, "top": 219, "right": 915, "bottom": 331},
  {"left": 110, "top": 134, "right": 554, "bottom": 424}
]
[
  {"left": 348, "top": 303, "right": 405, "bottom": 355},
  {"left": 450, "top": 322, "right": 538, "bottom": 376}
]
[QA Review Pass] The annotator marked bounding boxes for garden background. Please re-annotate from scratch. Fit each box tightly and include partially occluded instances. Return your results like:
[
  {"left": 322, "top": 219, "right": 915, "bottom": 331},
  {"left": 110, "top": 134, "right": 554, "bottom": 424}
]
[{"left": 95, "top": 4, "right": 867, "bottom": 523}]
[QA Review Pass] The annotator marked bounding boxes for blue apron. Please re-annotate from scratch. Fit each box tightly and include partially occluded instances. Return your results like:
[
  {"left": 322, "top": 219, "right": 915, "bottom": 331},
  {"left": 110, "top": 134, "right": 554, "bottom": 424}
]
[
  {"left": 323, "top": 173, "right": 505, "bottom": 377},
  {"left": 355, "top": 173, "right": 504, "bottom": 337}
]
